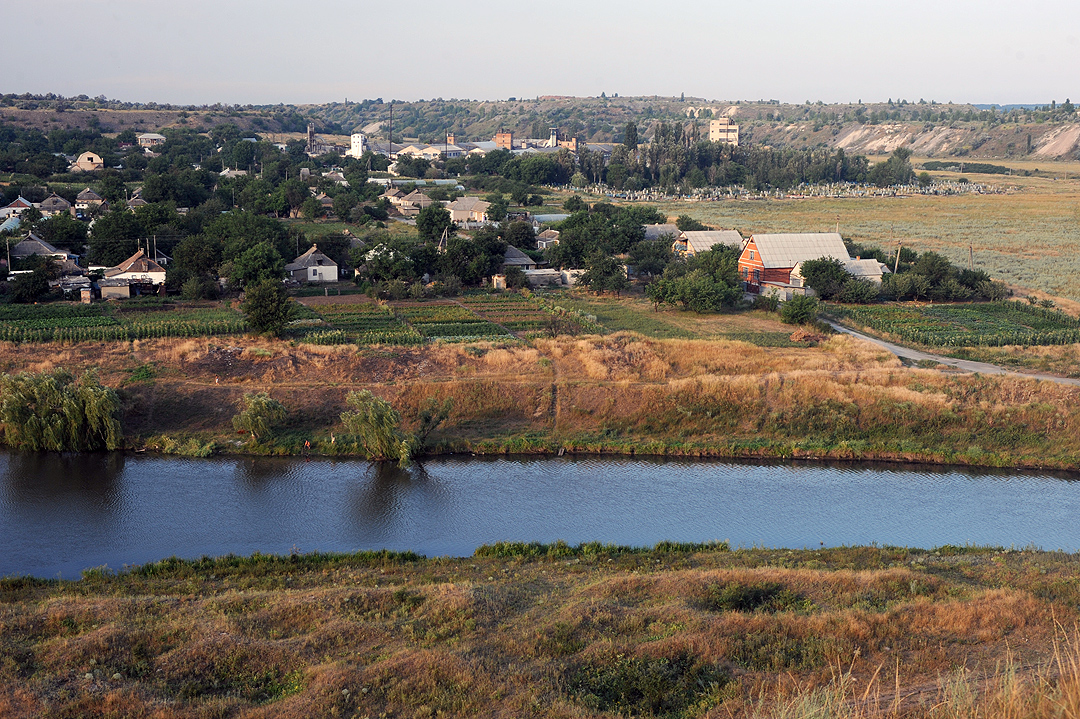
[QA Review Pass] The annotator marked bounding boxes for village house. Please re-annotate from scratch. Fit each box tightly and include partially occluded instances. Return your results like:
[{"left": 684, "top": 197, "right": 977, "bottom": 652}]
[
  {"left": 104, "top": 249, "right": 167, "bottom": 286},
  {"left": 70, "top": 151, "right": 104, "bottom": 172},
  {"left": 0, "top": 196, "right": 35, "bottom": 219},
  {"left": 674, "top": 229, "right": 744, "bottom": 256},
  {"left": 397, "top": 191, "right": 435, "bottom": 216},
  {"left": 38, "top": 193, "right": 72, "bottom": 217},
  {"left": 9, "top": 233, "right": 72, "bottom": 262},
  {"left": 738, "top": 232, "right": 856, "bottom": 298},
  {"left": 445, "top": 196, "right": 490, "bottom": 224},
  {"left": 75, "top": 188, "right": 106, "bottom": 214},
  {"left": 137, "top": 133, "right": 167, "bottom": 149},
  {"left": 643, "top": 223, "right": 682, "bottom": 241},
  {"left": 503, "top": 245, "right": 539, "bottom": 271},
  {"left": 285, "top": 245, "right": 338, "bottom": 283},
  {"left": 536, "top": 229, "right": 560, "bottom": 250}
]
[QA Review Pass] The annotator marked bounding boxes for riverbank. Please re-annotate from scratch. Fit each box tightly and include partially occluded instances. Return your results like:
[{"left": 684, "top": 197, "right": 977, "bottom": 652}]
[
  {"left": 3, "top": 543, "right": 1079, "bottom": 718},
  {"left": 3, "top": 331, "right": 1080, "bottom": 470}
]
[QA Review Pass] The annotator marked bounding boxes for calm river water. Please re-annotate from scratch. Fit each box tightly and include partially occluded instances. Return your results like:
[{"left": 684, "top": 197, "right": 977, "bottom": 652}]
[{"left": 2, "top": 452, "right": 1079, "bottom": 578}]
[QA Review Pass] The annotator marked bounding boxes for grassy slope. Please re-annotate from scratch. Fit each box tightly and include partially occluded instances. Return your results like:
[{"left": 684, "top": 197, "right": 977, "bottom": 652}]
[
  {"left": 2, "top": 544, "right": 1079, "bottom": 718},
  {"left": 3, "top": 291, "right": 1080, "bottom": 468}
]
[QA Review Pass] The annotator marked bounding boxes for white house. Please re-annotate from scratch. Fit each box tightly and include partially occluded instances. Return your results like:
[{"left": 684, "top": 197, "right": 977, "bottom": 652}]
[
  {"left": 104, "top": 249, "right": 167, "bottom": 285},
  {"left": 285, "top": 245, "right": 338, "bottom": 283}
]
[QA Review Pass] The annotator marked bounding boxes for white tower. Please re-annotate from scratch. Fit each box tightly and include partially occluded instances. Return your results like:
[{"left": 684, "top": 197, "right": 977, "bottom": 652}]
[{"left": 348, "top": 133, "right": 367, "bottom": 158}]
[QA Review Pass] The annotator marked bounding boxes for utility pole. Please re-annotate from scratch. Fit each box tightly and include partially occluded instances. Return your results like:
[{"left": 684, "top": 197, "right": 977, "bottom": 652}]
[
  {"left": 894, "top": 241, "right": 902, "bottom": 274},
  {"left": 969, "top": 244, "right": 974, "bottom": 272}
]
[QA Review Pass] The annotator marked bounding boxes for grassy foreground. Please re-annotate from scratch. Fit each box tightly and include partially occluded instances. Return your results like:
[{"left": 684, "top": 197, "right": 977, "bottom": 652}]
[{"left": 2, "top": 544, "right": 1080, "bottom": 717}]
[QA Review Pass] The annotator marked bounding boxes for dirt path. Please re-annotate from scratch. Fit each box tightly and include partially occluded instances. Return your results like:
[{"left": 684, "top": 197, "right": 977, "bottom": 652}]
[{"left": 825, "top": 321, "right": 1080, "bottom": 387}]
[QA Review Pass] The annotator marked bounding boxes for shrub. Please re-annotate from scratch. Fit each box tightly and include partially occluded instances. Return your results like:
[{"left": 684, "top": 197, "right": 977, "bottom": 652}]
[
  {"left": 780, "top": 295, "right": 819, "bottom": 325},
  {"left": 231, "top": 392, "right": 286, "bottom": 441},
  {"left": 837, "top": 277, "right": 880, "bottom": 304}
]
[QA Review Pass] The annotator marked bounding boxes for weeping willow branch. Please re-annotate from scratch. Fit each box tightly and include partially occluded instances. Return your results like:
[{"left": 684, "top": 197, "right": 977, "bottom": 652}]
[{"left": 0, "top": 370, "right": 122, "bottom": 451}]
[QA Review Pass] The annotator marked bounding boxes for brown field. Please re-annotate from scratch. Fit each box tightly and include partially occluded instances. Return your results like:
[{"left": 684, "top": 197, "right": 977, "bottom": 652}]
[
  {"left": 2, "top": 306, "right": 1080, "bottom": 468},
  {"left": 2, "top": 545, "right": 1079, "bottom": 718}
]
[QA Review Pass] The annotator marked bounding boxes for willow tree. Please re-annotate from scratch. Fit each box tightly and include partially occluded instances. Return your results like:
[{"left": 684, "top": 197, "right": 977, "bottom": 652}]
[
  {"left": 340, "top": 390, "right": 415, "bottom": 466},
  {"left": 232, "top": 392, "right": 286, "bottom": 441},
  {"left": 0, "top": 370, "right": 122, "bottom": 451}
]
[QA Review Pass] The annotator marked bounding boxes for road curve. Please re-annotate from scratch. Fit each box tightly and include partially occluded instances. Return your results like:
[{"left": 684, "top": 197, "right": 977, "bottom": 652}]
[{"left": 824, "top": 320, "right": 1080, "bottom": 388}]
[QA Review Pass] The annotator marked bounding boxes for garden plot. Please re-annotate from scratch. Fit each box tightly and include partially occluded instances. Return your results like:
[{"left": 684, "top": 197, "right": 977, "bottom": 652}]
[{"left": 828, "top": 301, "right": 1080, "bottom": 347}]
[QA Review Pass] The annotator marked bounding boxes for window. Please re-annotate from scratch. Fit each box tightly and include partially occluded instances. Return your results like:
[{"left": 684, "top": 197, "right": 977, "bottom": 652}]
[
  {"left": 311, "top": 269, "right": 318, "bottom": 277},
  {"left": 748, "top": 250, "right": 755, "bottom": 260}
]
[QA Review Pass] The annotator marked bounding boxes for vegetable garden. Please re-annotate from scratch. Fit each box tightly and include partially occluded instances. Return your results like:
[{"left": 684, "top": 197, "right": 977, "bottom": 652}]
[
  {"left": 827, "top": 301, "right": 1080, "bottom": 347},
  {"left": 0, "top": 303, "right": 247, "bottom": 343}
]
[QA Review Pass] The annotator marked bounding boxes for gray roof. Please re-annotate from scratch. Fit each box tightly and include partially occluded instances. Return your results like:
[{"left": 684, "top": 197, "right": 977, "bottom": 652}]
[
  {"left": 748, "top": 233, "right": 849, "bottom": 269},
  {"left": 643, "top": 224, "right": 681, "bottom": 241},
  {"left": 503, "top": 245, "right": 535, "bottom": 266},
  {"left": 532, "top": 214, "right": 569, "bottom": 224},
  {"left": 11, "top": 233, "right": 66, "bottom": 258},
  {"left": 285, "top": 245, "right": 337, "bottom": 271},
  {"left": 681, "top": 230, "right": 744, "bottom": 253},
  {"left": 843, "top": 258, "right": 890, "bottom": 277}
]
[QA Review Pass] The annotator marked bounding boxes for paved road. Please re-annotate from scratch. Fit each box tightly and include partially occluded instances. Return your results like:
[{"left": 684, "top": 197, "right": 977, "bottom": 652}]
[{"left": 825, "top": 320, "right": 1080, "bottom": 388}]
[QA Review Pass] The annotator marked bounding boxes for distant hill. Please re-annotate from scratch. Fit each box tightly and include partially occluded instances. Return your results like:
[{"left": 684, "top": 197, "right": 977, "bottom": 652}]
[{"left": 2, "top": 94, "right": 1078, "bottom": 160}]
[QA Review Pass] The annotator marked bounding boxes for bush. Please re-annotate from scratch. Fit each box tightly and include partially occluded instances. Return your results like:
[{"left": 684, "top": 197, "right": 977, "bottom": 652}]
[
  {"left": 181, "top": 276, "right": 219, "bottom": 300},
  {"left": 780, "top": 295, "right": 819, "bottom": 325},
  {"left": 231, "top": 392, "right": 286, "bottom": 441}
]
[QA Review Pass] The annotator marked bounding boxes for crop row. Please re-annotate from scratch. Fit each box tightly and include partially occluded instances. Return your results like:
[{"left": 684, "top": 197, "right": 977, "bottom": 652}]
[
  {"left": 830, "top": 303, "right": 1080, "bottom": 347},
  {"left": 0, "top": 319, "right": 247, "bottom": 343},
  {"left": 0, "top": 304, "right": 111, "bottom": 320},
  {"left": 9, "top": 316, "right": 120, "bottom": 330},
  {"left": 415, "top": 321, "right": 509, "bottom": 338},
  {"left": 398, "top": 305, "right": 477, "bottom": 323}
]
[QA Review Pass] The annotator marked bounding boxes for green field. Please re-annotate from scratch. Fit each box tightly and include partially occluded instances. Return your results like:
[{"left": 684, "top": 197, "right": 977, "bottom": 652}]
[
  {"left": 827, "top": 300, "right": 1080, "bottom": 347},
  {"left": 0, "top": 302, "right": 247, "bottom": 343},
  {"left": 653, "top": 176, "right": 1080, "bottom": 300}
]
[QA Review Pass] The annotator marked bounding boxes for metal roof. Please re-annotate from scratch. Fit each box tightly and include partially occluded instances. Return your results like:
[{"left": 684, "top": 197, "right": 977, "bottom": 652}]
[
  {"left": 681, "top": 230, "right": 744, "bottom": 253},
  {"left": 643, "top": 224, "right": 681, "bottom": 241},
  {"left": 748, "top": 233, "right": 849, "bottom": 268}
]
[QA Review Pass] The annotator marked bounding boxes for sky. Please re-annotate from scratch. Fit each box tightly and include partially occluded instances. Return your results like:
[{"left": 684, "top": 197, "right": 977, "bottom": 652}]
[{"left": 10, "top": 0, "right": 1079, "bottom": 106}]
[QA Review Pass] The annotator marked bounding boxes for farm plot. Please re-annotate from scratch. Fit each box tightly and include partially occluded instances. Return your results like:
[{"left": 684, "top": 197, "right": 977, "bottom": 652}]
[
  {"left": 828, "top": 301, "right": 1080, "bottom": 347},
  {"left": 397, "top": 302, "right": 511, "bottom": 340},
  {"left": 0, "top": 303, "right": 247, "bottom": 342},
  {"left": 462, "top": 294, "right": 553, "bottom": 334},
  {"left": 305, "top": 303, "right": 421, "bottom": 345}
]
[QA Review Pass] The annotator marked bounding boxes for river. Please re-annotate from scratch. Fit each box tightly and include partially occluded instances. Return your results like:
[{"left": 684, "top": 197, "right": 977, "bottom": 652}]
[{"left": 2, "top": 452, "right": 1078, "bottom": 578}]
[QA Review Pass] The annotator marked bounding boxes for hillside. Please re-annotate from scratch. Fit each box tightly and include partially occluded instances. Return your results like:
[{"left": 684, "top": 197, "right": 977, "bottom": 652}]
[{"left": 3, "top": 94, "right": 1079, "bottom": 160}]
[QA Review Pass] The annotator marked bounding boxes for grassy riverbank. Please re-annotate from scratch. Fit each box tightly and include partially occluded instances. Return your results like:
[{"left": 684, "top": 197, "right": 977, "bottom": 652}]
[
  {"left": 3, "top": 544, "right": 1080, "bottom": 718},
  {"left": 2, "top": 313, "right": 1080, "bottom": 468}
]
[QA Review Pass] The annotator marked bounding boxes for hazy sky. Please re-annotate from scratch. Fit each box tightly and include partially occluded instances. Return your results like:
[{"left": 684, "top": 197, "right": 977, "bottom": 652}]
[{"left": 11, "top": 0, "right": 1079, "bottom": 106}]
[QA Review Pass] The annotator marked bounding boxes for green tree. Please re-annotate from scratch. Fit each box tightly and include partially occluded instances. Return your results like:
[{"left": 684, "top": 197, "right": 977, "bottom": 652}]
[
  {"left": 416, "top": 204, "right": 454, "bottom": 240},
  {"left": 88, "top": 208, "right": 143, "bottom": 265},
  {"left": 340, "top": 390, "right": 415, "bottom": 466},
  {"left": 241, "top": 279, "right": 291, "bottom": 336},
  {"left": 10, "top": 267, "right": 51, "bottom": 303},
  {"left": 563, "top": 196, "right": 588, "bottom": 213},
  {"left": 578, "top": 251, "right": 628, "bottom": 296},
  {"left": 0, "top": 370, "right": 122, "bottom": 451},
  {"left": 230, "top": 241, "right": 285, "bottom": 287},
  {"left": 623, "top": 122, "right": 638, "bottom": 151},
  {"left": 798, "top": 257, "right": 849, "bottom": 300},
  {"left": 780, "top": 295, "right": 819, "bottom": 324},
  {"left": 675, "top": 215, "right": 707, "bottom": 232},
  {"left": 628, "top": 239, "right": 673, "bottom": 279},
  {"left": 232, "top": 392, "right": 286, "bottom": 441}
]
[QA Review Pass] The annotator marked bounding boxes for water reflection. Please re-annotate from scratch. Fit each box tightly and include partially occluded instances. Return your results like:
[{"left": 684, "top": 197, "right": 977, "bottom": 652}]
[{"left": 1, "top": 451, "right": 125, "bottom": 513}]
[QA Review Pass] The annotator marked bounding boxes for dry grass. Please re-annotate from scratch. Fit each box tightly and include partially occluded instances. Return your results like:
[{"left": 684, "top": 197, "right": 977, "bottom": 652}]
[{"left": 2, "top": 546, "right": 1079, "bottom": 717}]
